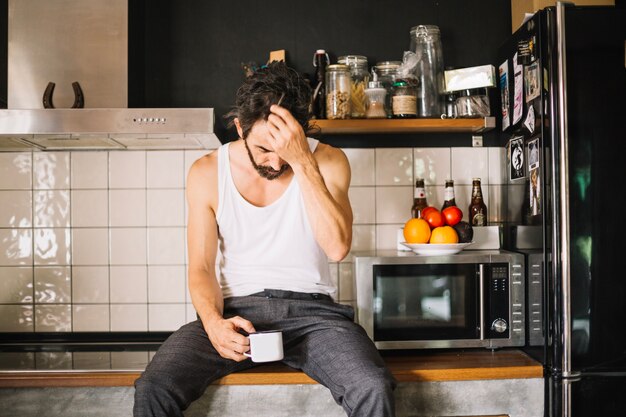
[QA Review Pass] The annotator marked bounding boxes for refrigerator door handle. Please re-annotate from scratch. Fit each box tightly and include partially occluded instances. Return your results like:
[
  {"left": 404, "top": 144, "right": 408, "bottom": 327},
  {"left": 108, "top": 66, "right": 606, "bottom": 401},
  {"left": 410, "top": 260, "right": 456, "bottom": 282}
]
[
  {"left": 479, "top": 264, "right": 485, "bottom": 340},
  {"left": 556, "top": 1, "right": 578, "bottom": 379}
]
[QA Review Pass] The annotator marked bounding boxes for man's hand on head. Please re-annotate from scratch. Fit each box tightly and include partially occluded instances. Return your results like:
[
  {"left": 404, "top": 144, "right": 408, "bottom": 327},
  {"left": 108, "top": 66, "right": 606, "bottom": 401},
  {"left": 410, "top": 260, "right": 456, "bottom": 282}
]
[{"left": 266, "top": 104, "right": 312, "bottom": 168}]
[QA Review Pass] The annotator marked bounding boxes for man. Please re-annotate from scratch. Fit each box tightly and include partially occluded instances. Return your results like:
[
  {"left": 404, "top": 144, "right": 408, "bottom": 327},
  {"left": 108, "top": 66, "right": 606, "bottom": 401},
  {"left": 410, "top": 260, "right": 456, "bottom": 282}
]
[{"left": 134, "top": 62, "right": 396, "bottom": 417}]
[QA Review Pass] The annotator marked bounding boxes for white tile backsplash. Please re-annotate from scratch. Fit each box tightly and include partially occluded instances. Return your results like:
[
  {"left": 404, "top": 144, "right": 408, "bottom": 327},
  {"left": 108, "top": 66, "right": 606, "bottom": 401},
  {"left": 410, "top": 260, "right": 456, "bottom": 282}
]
[
  {"left": 375, "top": 148, "right": 413, "bottom": 186},
  {"left": 375, "top": 186, "right": 413, "bottom": 224},
  {"left": 148, "top": 304, "right": 186, "bottom": 331},
  {"left": 0, "top": 153, "right": 32, "bottom": 190},
  {"left": 110, "top": 265, "right": 147, "bottom": 303},
  {"left": 147, "top": 151, "right": 184, "bottom": 188},
  {"left": 148, "top": 228, "right": 185, "bottom": 265},
  {"left": 0, "top": 146, "right": 510, "bottom": 334},
  {"left": 72, "top": 228, "right": 109, "bottom": 266},
  {"left": 33, "top": 228, "right": 71, "bottom": 265},
  {"left": 35, "top": 304, "right": 71, "bottom": 332},
  {"left": 33, "top": 152, "right": 70, "bottom": 190},
  {"left": 0, "top": 229, "right": 32, "bottom": 266},
  {"left": 348, "top": 187, "right": 375, "bottom": 224},
  {"left": 71, "top": 152, "right": 108, "bottom": 189},
  {"left": 110, "top": 304, "right": 148, "bottom": 331},
  {"left": 414, "top": 148, "right": 451, "bottom": 185},
  {"left": 451, "top": 148, "right": 489, "bottom": 185},
  {"left": 33, "top": 190, "right": 70, "bottom": 227},
  {"left": 147, "top": 189, "right": 185, "bottom": 227},
  {"left": 110, "top": 228, "right": 147, "bottom": 265},
  {"left": 73, "top": 305, "right": 109, "bottom": 332},
  {"left": 344, "top": 148, "right": 375, "bottom": 186},
  {"left": 148, "top": 265, "right": 186, "bottom": 303},
  {"left": 0, "top": 190, "right": 32, "bottom": 227},
  {"left": 34, "top": 266, "right": 71, "bottom": 303},
  {"left": 109, "top": 151, "right": 146, "bottom": 189},
  {"left": 0, "top": 267, "right": 33, "bottom": 303},
  {"left": 72, "top": 266, "right": 109, "bottom": 303},
  {"left": 71, "top": 190, "right": 108, "bottom": 227},
  {"left": 109, "top": 189, "right": 146, "bottom": 227}
]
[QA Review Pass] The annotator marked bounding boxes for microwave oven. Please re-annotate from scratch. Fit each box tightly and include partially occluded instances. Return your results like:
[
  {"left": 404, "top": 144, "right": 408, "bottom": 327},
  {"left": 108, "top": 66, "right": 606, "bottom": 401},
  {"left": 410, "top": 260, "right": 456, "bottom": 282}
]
[{"left": 354, "top": 250, "right": 525, "bottom": 349}]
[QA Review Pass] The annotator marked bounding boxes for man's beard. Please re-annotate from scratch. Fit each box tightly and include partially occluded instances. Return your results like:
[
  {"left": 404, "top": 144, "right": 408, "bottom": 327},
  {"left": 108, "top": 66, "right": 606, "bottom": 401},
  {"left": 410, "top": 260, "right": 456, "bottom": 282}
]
[{"left": 244, "top": 140, "right": 290, "bottom": 180}]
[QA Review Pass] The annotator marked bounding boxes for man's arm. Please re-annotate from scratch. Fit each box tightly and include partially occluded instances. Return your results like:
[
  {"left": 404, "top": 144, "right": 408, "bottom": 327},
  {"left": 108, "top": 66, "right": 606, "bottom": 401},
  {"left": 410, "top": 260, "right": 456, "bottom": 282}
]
[
  {"left": 186, "top": 155, "right": 255, "bottom": 361},
  {"left": 267, "top": 105, "right": 353, "bottom": 261}
]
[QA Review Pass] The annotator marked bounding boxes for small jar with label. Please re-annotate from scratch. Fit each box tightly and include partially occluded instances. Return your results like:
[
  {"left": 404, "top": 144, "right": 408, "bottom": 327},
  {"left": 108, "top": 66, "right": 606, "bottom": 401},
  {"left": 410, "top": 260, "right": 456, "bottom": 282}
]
[
  {"left": 391, "top": 80, "right": 417, "bottom": 118},
  {"left": 338, "top": 55, "right": 369, "bottom": 118},
  {"left": 325, "top": 64, "right": 351, "bottom": 119},
  {"left": 364, "top": 77, "right": 387, "bottom": 119},
  {"left": 456, "top": 88, "right": 490, "bottom": 118},
  {"left": 373, "top": 61, "right": 401, "bottom": 117}
]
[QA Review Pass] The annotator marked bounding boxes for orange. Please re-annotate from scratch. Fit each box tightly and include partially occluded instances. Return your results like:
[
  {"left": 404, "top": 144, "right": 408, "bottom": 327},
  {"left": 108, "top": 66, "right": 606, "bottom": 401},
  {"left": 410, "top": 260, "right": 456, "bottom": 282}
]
[
  {"left": 429, "top": 226, "right": 459, "bottom": 244},
  {"left": 403, "top": 218, "right": 431, "bottom": 244}
]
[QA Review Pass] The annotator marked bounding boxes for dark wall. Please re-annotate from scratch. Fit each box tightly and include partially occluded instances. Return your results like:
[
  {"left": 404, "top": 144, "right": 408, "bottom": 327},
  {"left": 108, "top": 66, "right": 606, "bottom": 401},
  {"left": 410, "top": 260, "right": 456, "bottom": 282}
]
[
  {"left": 129, "top": 0, "right": 511, "bottom": 143},
  {"left": 1, "top": 1, "right": 511, "bottom": 143}
]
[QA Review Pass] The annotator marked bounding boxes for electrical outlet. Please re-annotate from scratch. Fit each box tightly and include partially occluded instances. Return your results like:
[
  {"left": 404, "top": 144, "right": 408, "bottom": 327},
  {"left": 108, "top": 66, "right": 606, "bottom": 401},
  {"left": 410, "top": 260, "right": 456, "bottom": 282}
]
[{"left": 472, "top": 135, "right": 483, "bottom": 147}]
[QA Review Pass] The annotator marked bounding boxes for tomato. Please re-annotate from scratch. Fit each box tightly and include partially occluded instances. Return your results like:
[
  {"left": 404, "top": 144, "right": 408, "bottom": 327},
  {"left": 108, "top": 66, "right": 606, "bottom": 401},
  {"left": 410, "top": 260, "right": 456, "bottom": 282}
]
[
  {"left": 423, "top": 208, "right": 445, "bottom": 228},
  {"left": 442, "top": 206, "right": 463, "bottom": 226},
  {"left": 420, "top": 206, "right": 437, "bottom": 219}
]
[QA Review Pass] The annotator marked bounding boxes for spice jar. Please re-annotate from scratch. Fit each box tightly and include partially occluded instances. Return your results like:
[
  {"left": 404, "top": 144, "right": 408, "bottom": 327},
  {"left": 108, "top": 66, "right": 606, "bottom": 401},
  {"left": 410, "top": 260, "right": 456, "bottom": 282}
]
[
  {"left": 409, "top": 25, "right": 445, "bottom": 117},
  {"left": 325, "top": 64, "right": 351, "bottom": 119},
  {"left": 364, "top": 77, "right": 387, "bottom": 119},
  {"left": 338, "top": 55, "right": 369, "bottom": 118},
  {"left": 456, "top": 88, "right": 490, "bottom": 118},
  {"left": 391, "top": 80, "right": 417, "bottom": 118},
  {"left": 373, "top": 61, "right": 401, "bottom": 118}
]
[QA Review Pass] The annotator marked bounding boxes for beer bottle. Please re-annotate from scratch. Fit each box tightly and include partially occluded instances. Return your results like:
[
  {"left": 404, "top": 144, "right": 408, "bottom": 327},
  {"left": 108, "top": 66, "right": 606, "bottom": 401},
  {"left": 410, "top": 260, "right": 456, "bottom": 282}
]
[
  {"left": 312, "top": 49, "right": 329, "bottom": 119},
  {"left": 411, "top": 178, "right": 428, "bottom": 218},
  {"left": 441, "top": 179, "right": 456, "bottom": 210},
  {"left": 468, "top": 178, "right": 488, "bottom": 226}
]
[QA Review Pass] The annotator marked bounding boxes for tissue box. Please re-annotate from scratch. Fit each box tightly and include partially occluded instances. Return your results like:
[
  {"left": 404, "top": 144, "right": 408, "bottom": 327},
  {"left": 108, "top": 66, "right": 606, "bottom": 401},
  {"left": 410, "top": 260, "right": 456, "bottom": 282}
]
[{"left": 445, "top": 65, "right": 496, "bottom": 92}]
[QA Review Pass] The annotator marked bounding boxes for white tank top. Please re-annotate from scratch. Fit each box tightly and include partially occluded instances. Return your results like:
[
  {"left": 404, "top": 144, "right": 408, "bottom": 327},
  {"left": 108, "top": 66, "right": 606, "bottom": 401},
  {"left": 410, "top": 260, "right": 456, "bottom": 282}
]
[{"left": 215, "top": 139, "right": 335, "bottom": 298}]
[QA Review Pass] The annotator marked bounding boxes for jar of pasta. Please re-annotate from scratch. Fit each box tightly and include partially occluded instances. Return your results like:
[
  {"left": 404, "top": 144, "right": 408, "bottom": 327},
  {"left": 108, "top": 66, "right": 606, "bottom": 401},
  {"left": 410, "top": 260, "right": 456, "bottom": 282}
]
[
  {"left": 338, "top": 55, "right": 369, "bottom": 118},
  {"left": 325, "top": 64, "right": 351, "bottom": 119}
]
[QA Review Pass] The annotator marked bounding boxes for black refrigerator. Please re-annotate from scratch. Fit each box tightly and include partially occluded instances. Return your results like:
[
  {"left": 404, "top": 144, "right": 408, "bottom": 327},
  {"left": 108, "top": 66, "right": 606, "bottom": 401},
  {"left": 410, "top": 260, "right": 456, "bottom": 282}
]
[{"left": 498, "top": 3, "right": 626, "bottom": 416}]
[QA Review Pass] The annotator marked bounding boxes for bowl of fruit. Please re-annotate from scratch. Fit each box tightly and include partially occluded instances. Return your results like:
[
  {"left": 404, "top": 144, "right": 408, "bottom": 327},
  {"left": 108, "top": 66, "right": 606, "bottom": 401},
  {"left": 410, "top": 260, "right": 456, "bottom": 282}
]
[{"left": 401, "top": 206, "right": 474, "bottom": 256}]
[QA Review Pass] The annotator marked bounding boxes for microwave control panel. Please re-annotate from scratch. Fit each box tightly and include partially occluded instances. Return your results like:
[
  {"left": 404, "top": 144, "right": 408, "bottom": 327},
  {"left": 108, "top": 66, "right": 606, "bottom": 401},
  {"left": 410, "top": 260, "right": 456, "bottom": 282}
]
[{"left": 487, "top": 264, "right": 511, "bottom": 339}]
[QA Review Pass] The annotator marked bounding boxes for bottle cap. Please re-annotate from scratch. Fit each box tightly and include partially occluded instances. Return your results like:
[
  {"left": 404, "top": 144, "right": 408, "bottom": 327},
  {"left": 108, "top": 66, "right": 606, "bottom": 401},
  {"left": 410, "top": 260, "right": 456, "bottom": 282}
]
[
  {"left": 315, "top": 49, "right": 326, "bottom": 54},
  {"left": 367, "top": 80, "right": 383, "bottom": 89}
]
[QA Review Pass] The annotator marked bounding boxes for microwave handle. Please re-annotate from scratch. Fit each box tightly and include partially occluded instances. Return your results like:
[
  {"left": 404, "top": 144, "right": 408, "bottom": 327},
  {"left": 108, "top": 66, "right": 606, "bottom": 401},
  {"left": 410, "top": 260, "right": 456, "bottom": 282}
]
[{"left": 479, "top": 264, "right": 485, "bottom": 340}]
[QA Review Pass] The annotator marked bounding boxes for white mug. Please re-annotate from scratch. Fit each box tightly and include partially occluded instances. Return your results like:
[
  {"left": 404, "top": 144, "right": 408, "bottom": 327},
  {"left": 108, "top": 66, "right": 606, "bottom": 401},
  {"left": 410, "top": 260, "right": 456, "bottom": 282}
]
[{"left": 244, "top": 330, "right": 284, "bottom": 363}]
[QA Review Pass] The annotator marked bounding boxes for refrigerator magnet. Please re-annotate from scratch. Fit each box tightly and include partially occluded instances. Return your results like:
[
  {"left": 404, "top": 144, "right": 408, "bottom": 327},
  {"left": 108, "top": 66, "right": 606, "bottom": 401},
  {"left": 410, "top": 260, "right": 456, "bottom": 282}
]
[
  {"left": 513, "top": 53, "right": 524, "bottom": 125},
  {"left": 524, "top": 104, "right": 536, "bottom": 135},
  {"left": 528, "top": 137, "right": 540, "bottom": 171},
  {"left": 525, "top": 62, "right": 540, "bottom": 102},
  {"left": 500, "top": 60, "right": 510, "bottom": 131},
  {"left": 510, "top": 136, "right": 525, "bottom": 180},
  {"left": 530, "top": 167, "right": 541, "bottom": 216}
]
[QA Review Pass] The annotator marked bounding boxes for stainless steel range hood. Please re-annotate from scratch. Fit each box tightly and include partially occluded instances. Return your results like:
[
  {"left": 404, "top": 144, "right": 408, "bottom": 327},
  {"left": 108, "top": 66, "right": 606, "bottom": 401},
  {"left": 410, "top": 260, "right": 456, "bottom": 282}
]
[{"left": 1, "top": 0, "right": 219, "bottom": 151}]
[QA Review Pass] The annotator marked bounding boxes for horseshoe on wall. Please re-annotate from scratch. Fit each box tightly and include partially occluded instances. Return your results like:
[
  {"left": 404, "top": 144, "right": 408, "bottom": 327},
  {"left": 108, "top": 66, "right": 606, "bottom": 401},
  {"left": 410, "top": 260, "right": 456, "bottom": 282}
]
[{"left": 43, "top": 81, "right": 85, "bottom": 108}]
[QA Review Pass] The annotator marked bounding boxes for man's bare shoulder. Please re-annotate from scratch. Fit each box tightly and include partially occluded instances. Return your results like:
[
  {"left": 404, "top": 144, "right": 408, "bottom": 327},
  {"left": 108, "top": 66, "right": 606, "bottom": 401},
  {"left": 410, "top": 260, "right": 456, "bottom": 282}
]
[
  {"left": 314, "top": 142, "right": 349, "bottom": 167},
  {"left": 313, "top": 142, "right": 351, "bottom": 187},
  {"left": 187, "top": 150, "right": 219, "bottom": 206}
]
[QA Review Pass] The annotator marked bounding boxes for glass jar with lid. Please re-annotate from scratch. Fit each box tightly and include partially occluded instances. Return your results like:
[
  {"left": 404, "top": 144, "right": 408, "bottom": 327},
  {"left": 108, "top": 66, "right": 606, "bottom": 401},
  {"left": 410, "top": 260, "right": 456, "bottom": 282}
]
[
  {"left": 409, "top": 25, "right": 445, "bottom": 117},
  {"left": 373, "top": 61, "right": 401, "bottom": 118},
  {"left": 325, "top": 64, "right": 351, "bottom": 119},
  {"left": 456, "top": 88, "right": 490, "bottom": 118},
  {"left": 364, "top": 78, "right": 387, "bottom": 119},
  {"left": 391, "top": 80, "right": 417, "bottom": 118},
  {"left": 337, "top": 55, "right": 369, "bottom": 118}
]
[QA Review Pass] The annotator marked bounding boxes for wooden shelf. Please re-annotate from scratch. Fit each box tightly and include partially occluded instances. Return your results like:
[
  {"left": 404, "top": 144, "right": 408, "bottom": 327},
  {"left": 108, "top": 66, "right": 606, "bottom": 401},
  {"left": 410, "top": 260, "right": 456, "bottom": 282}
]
[{"left": 312, "top": 117, "right": 495, "bottom": 134}]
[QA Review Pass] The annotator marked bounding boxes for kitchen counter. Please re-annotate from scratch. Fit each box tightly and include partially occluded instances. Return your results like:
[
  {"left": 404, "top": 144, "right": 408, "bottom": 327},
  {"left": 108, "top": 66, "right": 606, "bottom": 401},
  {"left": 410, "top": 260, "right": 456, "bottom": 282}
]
[{"left": 0, "top": 346, "right": 542, "bottom": 387}]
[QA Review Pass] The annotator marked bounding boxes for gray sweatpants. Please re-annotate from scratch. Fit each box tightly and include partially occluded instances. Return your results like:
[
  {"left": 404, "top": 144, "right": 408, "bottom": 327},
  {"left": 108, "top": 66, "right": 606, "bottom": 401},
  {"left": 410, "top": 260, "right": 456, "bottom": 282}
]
[{"left": 133, "top": 289, "right": 397, "bottom": 417}]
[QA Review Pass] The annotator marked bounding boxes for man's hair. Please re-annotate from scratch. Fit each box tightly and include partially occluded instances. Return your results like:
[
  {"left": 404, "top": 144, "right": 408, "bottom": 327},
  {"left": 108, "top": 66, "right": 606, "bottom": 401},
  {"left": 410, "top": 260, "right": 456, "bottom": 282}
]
[{"left": 226, "top": 61, "right": 312, "bottom": 139}]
